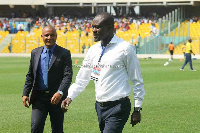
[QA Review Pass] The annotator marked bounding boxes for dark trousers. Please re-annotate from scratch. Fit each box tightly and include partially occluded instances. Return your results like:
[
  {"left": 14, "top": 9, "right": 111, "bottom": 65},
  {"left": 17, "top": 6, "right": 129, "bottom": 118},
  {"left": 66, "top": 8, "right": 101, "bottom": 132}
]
[
  {"left": 31, "top": 92, "right": 64, "bottom": 133},
  {"left": 181, "top": 53, "right": 193, "bottom": 70},
  {"left": 95, "top": 97, "right": 131, "bottom": 133}
]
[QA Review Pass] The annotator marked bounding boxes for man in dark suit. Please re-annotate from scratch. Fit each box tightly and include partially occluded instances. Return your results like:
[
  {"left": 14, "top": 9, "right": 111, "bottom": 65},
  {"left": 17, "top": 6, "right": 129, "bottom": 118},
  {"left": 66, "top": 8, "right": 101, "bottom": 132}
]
[{"left": 22, "top": 25, "right": 73, "bottom": 133}]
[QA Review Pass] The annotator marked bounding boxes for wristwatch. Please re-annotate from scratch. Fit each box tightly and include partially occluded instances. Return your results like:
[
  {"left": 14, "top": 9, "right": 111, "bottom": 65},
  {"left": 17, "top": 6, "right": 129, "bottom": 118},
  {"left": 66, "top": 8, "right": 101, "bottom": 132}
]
[
  {"left": 134, "top": 107, "right": 142, "bottom": 112},
  {"left": 57, "top": 90, "right": 63, "bottom": 96}
]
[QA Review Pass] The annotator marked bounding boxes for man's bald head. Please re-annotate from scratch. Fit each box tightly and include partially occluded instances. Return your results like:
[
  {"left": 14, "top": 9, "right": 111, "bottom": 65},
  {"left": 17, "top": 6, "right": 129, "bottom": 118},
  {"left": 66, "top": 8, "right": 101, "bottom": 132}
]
[
  {"left": 42, "top": 25, "right": 57, "bottom": 35},
  {"left": 94, "top": 12, "right": 114, "bottom": 29}
]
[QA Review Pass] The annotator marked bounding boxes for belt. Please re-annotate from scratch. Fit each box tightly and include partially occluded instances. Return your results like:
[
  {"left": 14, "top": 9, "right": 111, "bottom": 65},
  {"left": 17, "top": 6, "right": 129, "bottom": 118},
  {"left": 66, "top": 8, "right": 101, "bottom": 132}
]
[
  {"left": 96, "top": 97, "right": 129, "bottom": 107},
  {"left": 36, "top": 90, "right": 49, "bottom": 94}
]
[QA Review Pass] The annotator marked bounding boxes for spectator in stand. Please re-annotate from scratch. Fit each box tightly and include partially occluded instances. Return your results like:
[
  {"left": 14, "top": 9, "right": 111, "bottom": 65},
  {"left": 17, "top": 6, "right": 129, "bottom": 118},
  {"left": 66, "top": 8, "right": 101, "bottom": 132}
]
[
  {"left": 141, "top": 19, "right": 144, "bottom": 24},
  {"left": 63, "top": 20, "right": 67, "bottom": 27},
  {"left": 58, "top": 22, "right": 62, "bottom": 30},
  {"left": 27, "top": 22, "right": 31, "bottom": 33},
  {"left": 0, "top": 21, "right": 3, "bottom": 31},
  {"left": 20, "top": 23, "right": 24, "bottom": 31},
  {"left": 122, "top": 22, "right": 126, "bottom": 31},
  {"left": 135, "top": 22, "right": 139, "bottom": 31},
  {"left": 137, "top": 20, "right": 141, "bottom": 26},
  {"left": 85, "top": 26, "right": 90, "bottom": 37},
  {"left": 64, "top": 27, "right": 68, "bottom": 34},
  {"left": 114, "top": 21, "right": 119, "bottom": 33},
  {"left": 60, "top": 15, "right": 64, "bottom": 22},
  {"left": 3, "top": 22, "right": 7, "bottom": 31},
  {"left": 6, "top": 22, "right": 11, "bottom": 33},
  {"left": 78, "top": 27, "right": 82, "bottom": 37},
  {"left": 69, "top": 22, "right": 73, "bottom": 31},
  {"left": 192, "top": 17, "right": 198, "bottom": 23},
  {"left": 126, "top": 23, "right": 130, "bottom": 31},
  {"left": 17, "top": 23, "right": 21, "bottom": 32},
  {"left": 144, "top": 18, "right": 148, "bottom": 23},
  {"left": 40, "top": 21, "right": 45, "bottom": 29},
  {"left": 12, "top": 22, "right": 17, "bottom": 33},
  {"left": 150, "top": 22, "right": 157, "bottom": 36}
]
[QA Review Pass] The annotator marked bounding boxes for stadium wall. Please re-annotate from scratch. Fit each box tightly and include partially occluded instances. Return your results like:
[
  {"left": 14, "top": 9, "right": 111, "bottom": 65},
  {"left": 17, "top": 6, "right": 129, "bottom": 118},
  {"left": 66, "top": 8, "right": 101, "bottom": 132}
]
[
  {"left": 0, "top": 53, "right": 199, "bottom": 59},
  {"left": 0, "top": 0, "right": 199, "bottom": 5}
]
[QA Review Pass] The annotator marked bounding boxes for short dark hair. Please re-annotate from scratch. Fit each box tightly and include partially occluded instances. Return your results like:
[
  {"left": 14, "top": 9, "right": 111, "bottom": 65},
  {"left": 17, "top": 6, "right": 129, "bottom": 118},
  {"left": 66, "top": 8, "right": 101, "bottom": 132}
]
[{"left": 96, "top": 12, "right": 114, "bottom": 29}]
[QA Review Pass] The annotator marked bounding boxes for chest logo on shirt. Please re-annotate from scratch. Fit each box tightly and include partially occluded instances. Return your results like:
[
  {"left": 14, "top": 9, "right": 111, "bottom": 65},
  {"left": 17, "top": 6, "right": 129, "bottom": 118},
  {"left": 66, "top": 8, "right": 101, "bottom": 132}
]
[
  {"left": 92, "top": 66, "right": 101, "bottom": 76},
  {"left": 91, "top": 65, "right": 101, "bottom": 82}
]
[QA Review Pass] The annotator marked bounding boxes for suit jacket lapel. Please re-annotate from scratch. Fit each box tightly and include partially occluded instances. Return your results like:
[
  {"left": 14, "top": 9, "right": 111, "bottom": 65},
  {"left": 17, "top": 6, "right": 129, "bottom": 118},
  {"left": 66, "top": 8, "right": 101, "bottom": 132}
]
[
  {"left": 49, "top": 45, "right": 59, "bottom": 70},
  {"left": 34, "top": 47, "right": 43, "bottom": 73}
]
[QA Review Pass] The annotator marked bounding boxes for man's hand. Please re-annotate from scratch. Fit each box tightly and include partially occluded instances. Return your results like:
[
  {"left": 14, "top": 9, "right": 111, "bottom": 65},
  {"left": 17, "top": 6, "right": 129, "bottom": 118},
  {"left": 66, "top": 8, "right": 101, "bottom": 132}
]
[
  {"left": 130, "top": 111, "right": 141, "bottom": 127},
  {"left": 22, "top": 96, "right": 29, "bottom": 108},
  {"left": 51, "top": 92, "right": 62, "bottom": 105},
  {"left": 61, "top": 97, "right": 72, "bottom": 113}
]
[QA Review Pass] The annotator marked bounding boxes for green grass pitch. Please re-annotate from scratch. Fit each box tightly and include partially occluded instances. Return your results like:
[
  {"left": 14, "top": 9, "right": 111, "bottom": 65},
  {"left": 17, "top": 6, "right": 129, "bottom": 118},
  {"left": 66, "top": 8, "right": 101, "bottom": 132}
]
[{"left": 0, "top": 57, "right": 199, "bottom": 133}]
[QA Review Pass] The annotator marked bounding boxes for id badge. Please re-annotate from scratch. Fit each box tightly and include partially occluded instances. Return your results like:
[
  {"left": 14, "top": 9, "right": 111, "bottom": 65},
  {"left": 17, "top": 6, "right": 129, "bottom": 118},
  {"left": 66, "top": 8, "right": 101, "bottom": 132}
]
[{"left": 91, "top": 64, "right": 101, "bottom": 81}]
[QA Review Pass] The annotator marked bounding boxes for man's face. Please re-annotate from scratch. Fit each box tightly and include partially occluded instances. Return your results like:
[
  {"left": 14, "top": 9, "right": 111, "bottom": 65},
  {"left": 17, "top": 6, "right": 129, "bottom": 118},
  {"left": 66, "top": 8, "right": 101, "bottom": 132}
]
[
  {"left": 41, "top": 27, "right": 57, "bottom": 48},
  {"left": 92, "top": 16, "right": 110, "bottom": 42}
]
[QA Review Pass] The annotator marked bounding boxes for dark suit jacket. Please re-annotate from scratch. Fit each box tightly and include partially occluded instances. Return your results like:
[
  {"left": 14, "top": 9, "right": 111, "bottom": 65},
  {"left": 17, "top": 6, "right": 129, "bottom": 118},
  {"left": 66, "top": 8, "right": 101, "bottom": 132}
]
[{"left": 22, "top": 45, "right": 73, "bottom": 105}]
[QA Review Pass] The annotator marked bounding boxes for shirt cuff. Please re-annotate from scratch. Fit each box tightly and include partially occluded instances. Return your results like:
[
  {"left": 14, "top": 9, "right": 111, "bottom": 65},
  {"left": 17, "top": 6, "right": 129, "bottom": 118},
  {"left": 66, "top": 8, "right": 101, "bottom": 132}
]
[
  {"left": 67, "top": 95, "right": 75, "bottom": 101},
  {"left": 134, "top": 100, "right": 143, "bottom": 107},
  {"left": 57, "top": 90, "right": 63, "bottom": 96}
]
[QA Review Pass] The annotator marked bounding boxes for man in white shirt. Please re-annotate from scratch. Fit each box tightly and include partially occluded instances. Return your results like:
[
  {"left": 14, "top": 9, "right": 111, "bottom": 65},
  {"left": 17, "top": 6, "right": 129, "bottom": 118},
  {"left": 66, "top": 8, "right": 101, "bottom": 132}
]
[
  {"left": 61, "top": 12, "right": 145, "bottom": 133},
  {"left": 150, "top": 22, "right": 157, "bottom": 36}
]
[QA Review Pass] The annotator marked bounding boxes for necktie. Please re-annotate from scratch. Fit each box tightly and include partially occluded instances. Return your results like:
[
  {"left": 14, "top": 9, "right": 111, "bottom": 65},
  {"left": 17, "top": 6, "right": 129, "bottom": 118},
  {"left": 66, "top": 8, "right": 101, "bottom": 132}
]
[{"left": 44, "top": 49, "right": 50, "bottom": 88}]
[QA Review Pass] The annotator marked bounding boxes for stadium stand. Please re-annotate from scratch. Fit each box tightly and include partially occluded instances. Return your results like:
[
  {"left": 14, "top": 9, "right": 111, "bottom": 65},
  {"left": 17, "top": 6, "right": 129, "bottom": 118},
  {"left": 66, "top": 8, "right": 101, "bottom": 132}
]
[
  {"left": 0, "top": 31, "right": 9, "bottom": 44},
  {"left": 1, "top": 21, "right": 159, "bottom": 54},
  {"left": 164, "top": 20, "right": 200, "bottom": 54},
  {"left": 0, "top": 0, "right": 199, "bottom": 54}
]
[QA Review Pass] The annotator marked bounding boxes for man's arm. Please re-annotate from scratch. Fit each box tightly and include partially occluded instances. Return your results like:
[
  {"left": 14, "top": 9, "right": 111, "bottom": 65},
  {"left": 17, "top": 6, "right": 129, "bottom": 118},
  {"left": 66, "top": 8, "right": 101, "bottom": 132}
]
[
  {"left": 61, "top": 48, "right": 93, "bottom": 109},
  {"left": 22, "top": 50, "right": 35, "bottom": 96},
  {"left": 22, "top": 50, "right": 35, "bottom": 107},
  {"left": 124, "top": 44, "right": 145, "bottom": 127},
  {"left": 51, "top": 49, "right": 73, "bottom": 105},
  {"left": 190, "top": 50, "right": 195, "bottom": 56},
  {"left": 57, "top": 50, "right": 73, "bottom": 95},
  {"left": 61, "top": 97, "right": 72, "bottom": 112}
]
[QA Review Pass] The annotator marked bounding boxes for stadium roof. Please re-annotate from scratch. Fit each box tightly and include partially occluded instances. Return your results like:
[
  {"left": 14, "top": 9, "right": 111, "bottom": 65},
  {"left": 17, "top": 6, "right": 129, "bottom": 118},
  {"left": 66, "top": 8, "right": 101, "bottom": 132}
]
[{"left": 1, "top": 0, "right": 199, "bottom": 6}]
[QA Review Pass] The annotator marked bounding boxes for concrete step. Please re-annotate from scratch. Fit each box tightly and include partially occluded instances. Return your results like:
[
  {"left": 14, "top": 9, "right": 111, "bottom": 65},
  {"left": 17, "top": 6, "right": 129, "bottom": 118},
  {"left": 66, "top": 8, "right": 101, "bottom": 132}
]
[{"left": 0, "top": 34, "right": 16, "bottom": 52}]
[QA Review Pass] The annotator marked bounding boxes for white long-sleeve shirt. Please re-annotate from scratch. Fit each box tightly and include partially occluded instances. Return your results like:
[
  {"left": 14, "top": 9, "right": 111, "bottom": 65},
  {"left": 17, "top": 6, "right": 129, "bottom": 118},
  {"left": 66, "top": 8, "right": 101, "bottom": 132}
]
[{"left": 68, "top": 35, "right": 145, "bottom": 107}]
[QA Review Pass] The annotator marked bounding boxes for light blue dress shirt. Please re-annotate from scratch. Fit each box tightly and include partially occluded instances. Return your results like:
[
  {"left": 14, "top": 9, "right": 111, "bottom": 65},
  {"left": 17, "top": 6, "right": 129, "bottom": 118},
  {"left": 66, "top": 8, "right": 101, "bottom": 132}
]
[{"left": 37, "top": 44, "right": 56, "bottom": 90}]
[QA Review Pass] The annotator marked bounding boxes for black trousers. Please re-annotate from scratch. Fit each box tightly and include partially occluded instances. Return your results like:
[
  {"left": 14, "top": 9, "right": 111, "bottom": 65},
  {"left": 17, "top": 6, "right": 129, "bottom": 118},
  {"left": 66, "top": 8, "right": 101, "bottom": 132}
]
[
  {"left": 95, "top": 97, "right": 131, "bottom": 133},
  {"left": 31, "top": 92, "right": 64, "bottom": 133}
]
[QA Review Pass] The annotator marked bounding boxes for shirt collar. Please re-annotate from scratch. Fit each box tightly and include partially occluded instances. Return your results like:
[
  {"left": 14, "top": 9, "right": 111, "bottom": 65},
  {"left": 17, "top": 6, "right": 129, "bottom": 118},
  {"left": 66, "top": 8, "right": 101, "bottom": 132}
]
[
  {"left": 43, "top": 44, "right": 56, "bottom": 54},
  {"left": 100, "top": 34, "right": 118, "bottom": 47}
]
